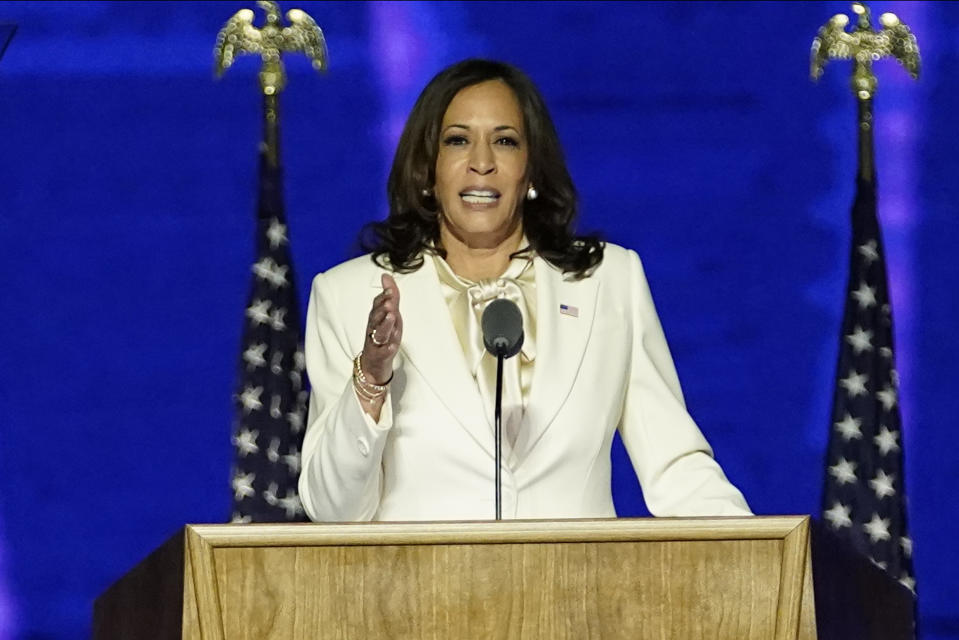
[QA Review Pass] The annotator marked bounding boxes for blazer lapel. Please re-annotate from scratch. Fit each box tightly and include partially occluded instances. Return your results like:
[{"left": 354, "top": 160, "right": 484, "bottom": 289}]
[
  {"left": 385, "top": 259, "right": 495, "bottom": 459},
  {"left": 512, "top": 257, "right": 600, "bottom": 462}
]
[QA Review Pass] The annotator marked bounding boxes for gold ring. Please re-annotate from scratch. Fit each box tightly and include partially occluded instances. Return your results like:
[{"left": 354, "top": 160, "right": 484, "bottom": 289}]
[{"left": 369, "top": 328, "right": 389, "bottom": 346}]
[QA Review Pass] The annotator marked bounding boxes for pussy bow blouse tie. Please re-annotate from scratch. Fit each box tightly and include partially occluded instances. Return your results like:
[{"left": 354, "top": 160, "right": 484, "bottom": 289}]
[{"left": 460, "top": 269, "right": 535, "bottom": 375}]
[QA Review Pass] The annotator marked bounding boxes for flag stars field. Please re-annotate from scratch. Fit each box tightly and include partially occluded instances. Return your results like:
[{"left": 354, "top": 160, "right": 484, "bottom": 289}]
[
  {"left": 829, "top": 458, "right": 858, "bottom": 485},
  {"left": 821, "top": 107, "right": 915, "bottom": 612},
  {"left": 858, "top": 239, "right": 879, "bottom": 264},
  {"left": 900, "top": 536, "right": 913, "bottom": 558},
  {"left": 863, "top": 514, "right": 892, "bottom": 543},
  {"left": 243, "top": 343, "right": 268, "bottom": 369},
  {"left": 869, "top": 469, "right": 896, "bottom": 500},
  {"left": 266, "top": 218, "right": 288, "bottom": 249},
  {"left": 825, "top": 502, "right": 853, "bottom": 529},
  {"left": 852, "top": 282, "right": 878, "bottom": 309},
  {"left": 232, "top": 428, "right": 260, "bottom": 456},
  {"left": 877, "top": 385, "right": 898, "bottom": 411},
  {"left": 239, "top": 385, "right": 264, "bottom": 413},
  {"left": 845, "top": 326, "right": 874, "bottom": 354},
  {"left": 231, "top": 149, "right": 310, "bottom": 522},
  {"left": 232, "top": 471, "right": 256, "bottom": 500},
  {"left": 835, "top": 413, "right": 863, "bottom": 441},
  {"left": 839, "top": 370, "right": 869, "bottom": 397},
  {"left": 246, "top": 299, "right": 273, "bottom": 325}
]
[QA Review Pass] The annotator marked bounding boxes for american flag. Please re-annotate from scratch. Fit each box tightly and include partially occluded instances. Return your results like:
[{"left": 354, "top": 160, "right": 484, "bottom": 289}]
[
  {"left": 821, "top": 174, "right": 916, "bottom": 601},
  {"left": 559, "top": 303, "right": 579, "bottom": 318},
  {"left": 229, "top": 148, "right": 309, "bottom": 523}
]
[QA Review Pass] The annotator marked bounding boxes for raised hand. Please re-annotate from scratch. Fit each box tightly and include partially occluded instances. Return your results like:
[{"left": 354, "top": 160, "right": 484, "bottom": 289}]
[{"left": 359, "top": 273, "right": 402, "bottom": 386}]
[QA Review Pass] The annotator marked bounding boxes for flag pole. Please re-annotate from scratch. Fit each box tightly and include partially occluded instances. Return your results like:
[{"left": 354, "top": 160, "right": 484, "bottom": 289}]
[
  {"left": 214, "top": 1, "right": 328, "bottom": 523},
  {"left": 811, "top": 0, "right": 920, "bottom": 626}
]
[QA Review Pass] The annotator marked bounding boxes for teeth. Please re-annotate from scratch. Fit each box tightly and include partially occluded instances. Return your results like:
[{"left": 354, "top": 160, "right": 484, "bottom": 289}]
[
  {"left": 461, "top": 190, "right": 498, "bottom": 204},
  {"left": 462, "top": 195, "right": 497, "bottom": 204}
]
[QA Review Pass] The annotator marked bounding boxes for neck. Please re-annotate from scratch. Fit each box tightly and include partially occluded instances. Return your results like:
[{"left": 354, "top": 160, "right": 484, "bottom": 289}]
[{"left": 439, "top": 224, "right": 524, "bottom": 282}]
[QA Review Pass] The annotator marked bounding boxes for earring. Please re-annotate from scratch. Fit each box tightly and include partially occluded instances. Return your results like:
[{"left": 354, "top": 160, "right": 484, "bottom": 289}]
[
  {"left": 526, "top": 185, "right": 538, "bottom": 201},
  {"left": 421, "top": 188, "right": 433, "bottom": 198}
]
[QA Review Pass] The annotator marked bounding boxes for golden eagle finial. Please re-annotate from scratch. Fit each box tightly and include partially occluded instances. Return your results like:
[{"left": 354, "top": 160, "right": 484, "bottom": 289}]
[
  {"left": 811, "top": 2, "right": 919, "bottom": 99},
  {"left": 214, "top": 1, "right": 328, "bottom": 95}
]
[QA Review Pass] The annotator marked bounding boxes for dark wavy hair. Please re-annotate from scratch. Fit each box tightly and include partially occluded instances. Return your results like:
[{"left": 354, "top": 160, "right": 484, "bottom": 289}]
[{"left": 360, "top": 58, "right": 603, "bottom": 279}]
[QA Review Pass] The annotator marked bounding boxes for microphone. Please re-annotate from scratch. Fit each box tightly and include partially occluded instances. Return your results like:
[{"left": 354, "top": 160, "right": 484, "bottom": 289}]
[
  {"left": 481, "top": 298, "right": 525, "bottom": 521},
  {"left": 481, "top": 298, "right": 524, "bottom": 358}
]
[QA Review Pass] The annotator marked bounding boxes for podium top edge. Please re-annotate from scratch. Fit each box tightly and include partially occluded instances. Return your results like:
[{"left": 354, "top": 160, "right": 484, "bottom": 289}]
[{"left": 185, "top": 515, "right": 810, "bottom": 548}]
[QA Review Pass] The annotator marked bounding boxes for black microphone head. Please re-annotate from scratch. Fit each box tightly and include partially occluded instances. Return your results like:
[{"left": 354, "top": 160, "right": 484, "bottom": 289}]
[{"left": 481, "top": 298, "right": 525, "bottom": 358}]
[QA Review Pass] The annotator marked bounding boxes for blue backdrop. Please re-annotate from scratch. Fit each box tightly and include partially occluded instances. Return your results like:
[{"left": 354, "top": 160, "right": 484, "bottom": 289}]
[{"left": 1, "top": 1, "right": 957, "bottom": 638}]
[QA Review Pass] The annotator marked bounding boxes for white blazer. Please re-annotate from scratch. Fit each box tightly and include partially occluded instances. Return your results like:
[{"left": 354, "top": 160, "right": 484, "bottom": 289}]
[{"left": 298, "top": 243, "right": 751, "bottom": 521}]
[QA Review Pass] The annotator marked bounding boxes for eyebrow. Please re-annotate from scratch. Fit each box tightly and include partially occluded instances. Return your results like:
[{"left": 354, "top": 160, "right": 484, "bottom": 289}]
[{"left": 442, "top": 124, "right": 522, "bottom": 134}]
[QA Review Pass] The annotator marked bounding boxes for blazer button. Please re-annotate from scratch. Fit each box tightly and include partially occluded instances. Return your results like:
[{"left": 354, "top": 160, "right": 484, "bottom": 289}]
[{"left": 357, "top": 436, "right": 370, "bottom": 457}]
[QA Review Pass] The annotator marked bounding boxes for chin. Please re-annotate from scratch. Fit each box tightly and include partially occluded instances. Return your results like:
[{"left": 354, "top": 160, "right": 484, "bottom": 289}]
[{"left": 446, "top": 220, "right": 520, "bottom": 247}]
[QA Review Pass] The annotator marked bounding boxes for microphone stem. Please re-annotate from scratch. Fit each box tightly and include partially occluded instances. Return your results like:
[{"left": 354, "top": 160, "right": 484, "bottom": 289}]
[{"left": 495, "top": 353, "right": 503, "bottom": 521}]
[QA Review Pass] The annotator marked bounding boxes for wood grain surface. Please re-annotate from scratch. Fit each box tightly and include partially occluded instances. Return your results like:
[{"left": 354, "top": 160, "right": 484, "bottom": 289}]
[{"left": 95, "top": 517, "right": 823, "bottom": 640}]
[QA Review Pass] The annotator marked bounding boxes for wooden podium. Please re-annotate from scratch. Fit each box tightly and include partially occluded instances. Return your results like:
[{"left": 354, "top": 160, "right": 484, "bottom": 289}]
[{"left": 93, "top": 516, "right": 913, "bottom": 639}]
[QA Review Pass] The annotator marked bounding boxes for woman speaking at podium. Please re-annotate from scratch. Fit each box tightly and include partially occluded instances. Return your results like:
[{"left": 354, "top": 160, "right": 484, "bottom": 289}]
[{"left": 298, "top": 59, "right": 751, "bottom": 522}]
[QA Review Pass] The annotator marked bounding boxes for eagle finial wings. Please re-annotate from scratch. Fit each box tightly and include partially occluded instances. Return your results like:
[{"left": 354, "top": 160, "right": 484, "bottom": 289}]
[
  {"left": 214, "top": 3, "right": 328, "bottom": 83},
  {"left": 811, "top": 14, "right": 853, "bottom": 80},
  {"left": 214, "top": 8, "right": 262, "bottom": 78},
  {"left": 878, "top": 13, "right": 920, "bottom": 79},
  {"left": 811, "top": 5, "right": 920, "bottom": 84},
  {"left": 283, "top": 9, "right": 329, "bottom": 73}
]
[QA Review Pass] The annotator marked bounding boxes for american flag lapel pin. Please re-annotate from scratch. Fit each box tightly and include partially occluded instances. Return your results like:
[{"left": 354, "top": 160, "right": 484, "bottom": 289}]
[{"left": 559, "top": 303, "right": 579, "bottom": 318}]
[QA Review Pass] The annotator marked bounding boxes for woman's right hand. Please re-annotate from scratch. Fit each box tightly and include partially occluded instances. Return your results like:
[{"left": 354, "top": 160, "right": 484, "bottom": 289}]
[{"left": 359, "top": 273, "right": 402, "bottom": 385}]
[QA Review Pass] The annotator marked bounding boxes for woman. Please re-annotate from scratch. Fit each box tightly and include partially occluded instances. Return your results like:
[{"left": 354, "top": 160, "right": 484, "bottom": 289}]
[{"left": 298, "top": 59, "right": 751, "bottom": 521}]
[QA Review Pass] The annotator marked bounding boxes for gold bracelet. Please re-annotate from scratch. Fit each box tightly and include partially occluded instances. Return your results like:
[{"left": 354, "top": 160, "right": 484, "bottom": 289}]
[
  {"left": 353, "top": 353, "right": 392, "bottom": 397},
  {"left": 353, "top": 378, "right": 386, "bottom": 401}
]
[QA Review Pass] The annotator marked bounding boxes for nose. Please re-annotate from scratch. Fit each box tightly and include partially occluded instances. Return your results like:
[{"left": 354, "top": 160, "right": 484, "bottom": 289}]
[{"left": 468, "top": 142, "right": 495, "bottom": 175}]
